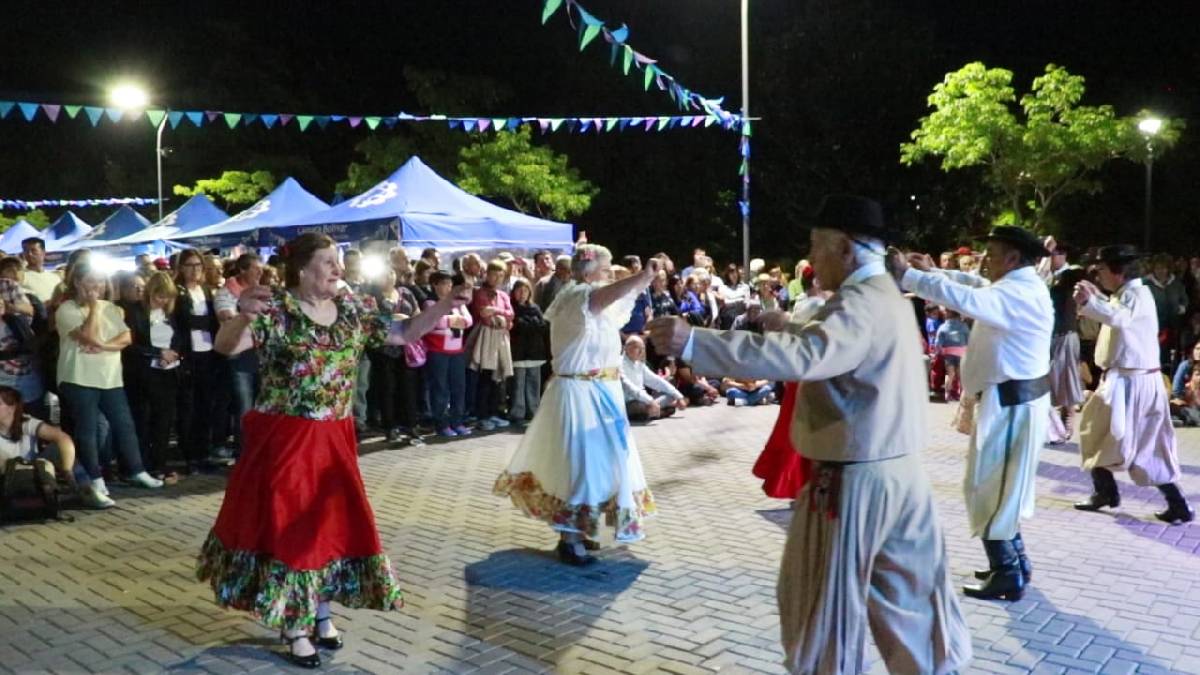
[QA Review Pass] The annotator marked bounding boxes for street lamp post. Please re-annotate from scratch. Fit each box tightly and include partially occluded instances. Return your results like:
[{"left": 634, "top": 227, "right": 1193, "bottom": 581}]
[
  {"left": 1138, "top": 117, "right": 1162, "bottom": 251},
  {"left": 110, "top": 83, "right": 165, "bottom": 222},
  {"left": 740, "top": 0, "right": 750, "bottom": 277}
]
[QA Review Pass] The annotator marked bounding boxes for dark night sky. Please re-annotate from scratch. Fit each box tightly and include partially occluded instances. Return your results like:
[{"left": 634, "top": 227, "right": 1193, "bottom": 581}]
[{"left": 1, "top": 1, "right": 1196, "bottom": 258}]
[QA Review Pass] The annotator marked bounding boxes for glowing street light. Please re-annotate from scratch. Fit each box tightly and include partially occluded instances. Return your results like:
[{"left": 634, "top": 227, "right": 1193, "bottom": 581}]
[
  {"left": 1138, "top": 115, "right": 1163, "bottom": 249},
  {"left": 109, "top": 83, "right": 167, "bottom": 222}
]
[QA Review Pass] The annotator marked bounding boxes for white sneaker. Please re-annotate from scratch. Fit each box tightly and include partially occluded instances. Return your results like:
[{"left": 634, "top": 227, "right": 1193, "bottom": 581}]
[
  {"left": 129, "top": 471, "right": 164, "bottom": 489},
  {"left": 82, "top": 486, "right": 116, "bottom": 509},
  {"left": 732, "top": 398, "right": 748, "bottom": 407},
  {"left": 92, "top": 477, "right": 110, "bottom": 496},
  {"left": 490, "top": 416, "right": 511, "bottom": 428}
]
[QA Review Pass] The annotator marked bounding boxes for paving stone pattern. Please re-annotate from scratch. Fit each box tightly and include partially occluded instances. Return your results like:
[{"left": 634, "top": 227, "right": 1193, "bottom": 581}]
[{"left": 1, "top": 402, "right": 1198, "bottom": 674}]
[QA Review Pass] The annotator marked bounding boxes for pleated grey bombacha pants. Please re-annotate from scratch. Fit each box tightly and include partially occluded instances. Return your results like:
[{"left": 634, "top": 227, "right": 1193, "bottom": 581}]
[{"left": 777, "top": 453, "right": 972, "bottom": 674}]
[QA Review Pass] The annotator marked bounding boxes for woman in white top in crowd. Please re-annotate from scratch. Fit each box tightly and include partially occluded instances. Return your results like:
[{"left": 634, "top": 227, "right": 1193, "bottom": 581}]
[
  {"left": 123, "top": 272, "right": 185, "bottom": 483},
  {"left": 56, "top": 261, "right": 162, "bottom": 504},
  {"left": 173, "top": 249, "right": 225, "bottom": 473}
]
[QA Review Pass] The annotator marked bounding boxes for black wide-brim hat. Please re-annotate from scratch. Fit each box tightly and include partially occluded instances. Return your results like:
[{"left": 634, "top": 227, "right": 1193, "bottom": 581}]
[
  {"left": 1082, "top": 244, "right": 1146, "bottom": 266},
  {"left": 983, "top": 225, "right": 1050, "bottom": 258},
  {"left": 811, "top": 194, "right": 903, "bottom": 243}
]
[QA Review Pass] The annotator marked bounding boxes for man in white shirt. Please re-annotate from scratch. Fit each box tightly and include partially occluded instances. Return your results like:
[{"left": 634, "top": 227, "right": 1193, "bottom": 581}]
[
  {"left": 890, "top": 225, "right": 1053, "bottom": 603},
  {"left": 1073, "top": 245, "right": 1194, "bottom": 524},
  {"left": 651, "top": 195, "right": 970, "bottom": 675},
  {"left": 19, "top": 238, "right": 60, "bottom": 303}
]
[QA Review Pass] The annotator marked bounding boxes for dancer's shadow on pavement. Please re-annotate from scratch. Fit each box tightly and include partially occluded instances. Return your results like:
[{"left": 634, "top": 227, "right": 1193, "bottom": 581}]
[
  {"left": 756, "top": 506, "right": 792, "bottom": 532},
  {"left": 460, "top": 547, "right": 648, "bottom": 670},
  {"left": 977, "top": 586, "right": 1173, "bottom": 673}
]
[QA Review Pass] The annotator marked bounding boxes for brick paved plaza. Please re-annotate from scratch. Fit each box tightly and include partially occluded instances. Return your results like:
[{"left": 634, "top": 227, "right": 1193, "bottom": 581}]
[{"left": 1, "top": 402, "right": 1198, "bottom": 674}]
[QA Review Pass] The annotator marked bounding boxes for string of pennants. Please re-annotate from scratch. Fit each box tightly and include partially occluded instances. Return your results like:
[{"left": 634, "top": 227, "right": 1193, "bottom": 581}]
[
  {"left": 540, "top": 0, "right": 736, "bottom": 121},
  {"left": 0, "top": 100, "right": 740, "bottom": 134},
  {"left": 0, "top": 197, "right": 158, "bottom": 210}
]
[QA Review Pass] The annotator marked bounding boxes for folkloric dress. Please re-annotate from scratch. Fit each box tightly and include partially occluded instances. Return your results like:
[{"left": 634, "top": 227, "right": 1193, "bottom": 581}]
[
  {"left": 494, "top": 281, "right": 656, "bottom": 541},
  {"left": 197, "top": 289, "right": 403, "bottom": 631}
]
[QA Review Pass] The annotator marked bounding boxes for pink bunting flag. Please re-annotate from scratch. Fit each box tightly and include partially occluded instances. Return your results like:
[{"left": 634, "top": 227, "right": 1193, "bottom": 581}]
[
  {"left": 633, "top": 51, "right": 656, "bottom": 65},
  {"left": 348, "top": 116, "right": 363, "bottom": 128},
  {"left": 593, "top": 119, "right": 604, "bottom": 132},
  {"left": 691, "top": 115, "right": 704, "bottom": 127},
  {"left": 41, "top": 104, "right": 61, "bottom": 122},
  {"left": 279, "top": 114, "right": 294, "bottom": 126},
  {"left": 477, "top": 119, "right": 491, "bottom": 132},
  {"left": 538, "top": 119, "right": 550, "bottom": 134},
  {"left": 205, "top": 111, "right": 221, "bottom": 122},
  {"left": 643, "top": 118, "right": 656, "bottom": 131}
]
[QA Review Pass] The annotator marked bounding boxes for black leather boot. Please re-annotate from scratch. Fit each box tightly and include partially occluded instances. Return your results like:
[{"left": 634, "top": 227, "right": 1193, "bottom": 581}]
[
  {"left": 963, "top": 540, "right": 1025, "bottom": 601},
  {"left": 1074, "top": 468, "right": 1120, "bottom": 511},
  {"left": 1155, "top": 483, "right": 1196, "bottom": 525},
  {"left": 975, "top": 532, "right": 1032, "bottom": 582}
]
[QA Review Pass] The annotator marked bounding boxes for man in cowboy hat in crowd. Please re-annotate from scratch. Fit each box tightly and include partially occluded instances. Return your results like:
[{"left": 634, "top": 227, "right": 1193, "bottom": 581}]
[
  {"left": 649, "top": 194, "right": 971, "bottom": 675},
  {"left": 888, "top": 225, "right": 1053, "bottom": 603},
  {"left": 1073, "top": 245, "right": 1195, "bottom": 524}
]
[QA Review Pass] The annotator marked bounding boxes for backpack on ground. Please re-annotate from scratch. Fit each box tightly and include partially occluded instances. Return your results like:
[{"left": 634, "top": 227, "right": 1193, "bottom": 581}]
[{"left": 1, "top": 457, "right": 71, "bottom": 523}]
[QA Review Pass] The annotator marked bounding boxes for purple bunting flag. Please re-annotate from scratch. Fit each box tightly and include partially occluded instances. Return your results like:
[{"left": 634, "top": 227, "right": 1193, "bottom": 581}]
[
  {"left": 348, "top": 116, "right": 363, "bottom": 128},
  {"left": 41, "top": 104, "right": 61, "bottom": 122},
  {"left": 279, "top": 113, "right": 294, "bottom": 127},
  {"left": 205, "top": 111, "right": 221, "bottom": 123}
]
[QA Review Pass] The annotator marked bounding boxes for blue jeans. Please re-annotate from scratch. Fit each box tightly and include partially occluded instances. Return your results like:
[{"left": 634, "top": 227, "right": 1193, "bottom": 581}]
[
  {"left": 59, "top": 382, "right": 144, "bottom": 480},
  {"left": 509, "top": 366, "right": 542, "bottom": 421},
  {"left": 426, "top": 351, "right": 466, "bottom": 428},
  {"left": 727, "top": 385, "right": 774, "bottom": 406},
  {"left": 354, "top": 354, "right": 372, "bottom": 427},
  {"left": 229, "top": 351, "right": 259, "bottom": 451}
]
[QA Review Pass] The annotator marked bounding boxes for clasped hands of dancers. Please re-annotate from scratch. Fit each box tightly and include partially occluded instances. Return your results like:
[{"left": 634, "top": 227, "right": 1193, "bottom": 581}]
[{"left": 197, "top": 205, "right": 1192, "bottom": 673}]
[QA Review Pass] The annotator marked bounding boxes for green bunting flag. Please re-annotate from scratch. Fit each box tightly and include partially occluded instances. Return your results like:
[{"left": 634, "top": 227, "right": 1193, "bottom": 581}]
[
  {"left": 541, "top": 0, "right": 563, "bottom": 24},
  {"left": 643, "top": 64, "right": 656, "bottom": 91},
  {"left": 145, "top": 109, "right": 166, "bottom": 127},
  {"left": 492, "top": 118, "right": 507, "bottom": 131},
  {"left": 223, "top": 113, "right": 241, "bottom": 129},
  {"left": 297, "top": 115, "right": 314, "bottom": 131},
  {"left": 63, "top": 105, "right": 81, "bottom": 119},
  {"left": 365, "top": 116, "right": 381, "bottom": 130},
  {"left": 622, "top": 46, "right": 633, "bottom": 75},
  {"left": 605, "top": 118, "right": 618, "bottom": 132}
]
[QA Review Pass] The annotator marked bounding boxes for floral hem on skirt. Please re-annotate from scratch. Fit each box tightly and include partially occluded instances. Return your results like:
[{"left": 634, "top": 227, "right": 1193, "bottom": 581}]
[
  {"left": 494, "top": 470, "right": 657, "bottom": 542},
  {"left": 196, "top": 532, "right": 402, "bottom": 631}
]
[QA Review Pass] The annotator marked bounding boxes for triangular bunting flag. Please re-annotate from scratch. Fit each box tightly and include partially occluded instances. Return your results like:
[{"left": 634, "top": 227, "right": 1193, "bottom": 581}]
[
  {"left": 564, "top": 120, "right": 579, "bottom": 133},
  {"left": 18, "top": 103, "right": 40, "bottom": 121},
  {"left": 382, "top": 117, "right": 397, "bottom": 129},
  {"left": 167, "top": 111, "right": 184, "bottom": 128},
  {"left": 84, "top": 107, "right": 103, "bottom": 126},
  {"left": 315, "top": 116, "right": 330, "bottom": 129},
  {"left": 186, "top": 111, "right": 204, "bottom": 127},
  {"left": 656, "top": 74, "right": 667, "bottom": 91},
  {"left": 224, "top": 113, "right": 242, "bottom": 128},
  {"left": 41, "top": 104, "right": 61, "bottom": 122},
  {"left": 243, "top": 113, "right": 259, "bottom": 125},
  {"left": 124, "top": 109, "right": 144, "bottom": 123},
  {"left": 658, "top": 117, "right": 671, "bottom": 131},
  {"left": 447, "top": 119, "right": 462, "bottom": 130},
  {"left": 261, "top": 114, "right": 279, "bottom": 128},
  {"left": 618, "top": 118, "right": 631, "bottom": 131},
  {"left": 279, "top": 114, "right": 294, "bottom": 126},
  {"left": 644, "top": 118, "right": 656, "bottom": 131},
  {"left": 704, "top": 116, "right": 717, "bottom": 127},
  {"left": 330, "top": 115, "right": 345, "bottom": 123},
  {"left": 477, "top": 119, "right": 491, "bottom": 132},
  {"left": 492, "top": 118, "right": 507, "bottom": 131},
  {"left": 297, "top": 115, "right": 314, "bottom": 131},
  {"left": 508, "top": 117, "right": 522, "bottom": 130},
  {"left": 549, "top": 118, "right": 565, "bottom": 132},
  {"left": 145, "top": 109, "right": 166, "bottom": 127},
  {"left": 605, "top": 118, "right": 618, "bottom": 132},
  {"left": 364, "top": 116, "right": 380, "bottom": 130},
  {"left": 0, "top": 101, "right": 13, "bottom": 118},
  {"left": 609, "top": 24, "right": 629, "bottom": 43},
  {"left": 643, "top": 65, "right": 656, "bottom": 91},
  {"left": 622, "top": 45, "right": 634, "bottom": 75},
  {"left": 64, "top": 104, "right": 81, "bottom": 119},
  {"left": 579, "top": 23, "right": 602, "bottom": 51},
  {"left": 104, "top": 107, "right": 123, "bottom": 123},
  {"left": 205, "top": 111, "right": 221, "bottom": 122},
  {"left": 348, "top": 116, "right": 363, "bottom": 128},
  {"left": 538, "top": 119, "right": 550, "bottom": 134},
  {"left": 610, "top": 42, "right": 620, "bottom": 67},
  {"left": 541, "top": 0, "right": 563, "bottom": 24}
]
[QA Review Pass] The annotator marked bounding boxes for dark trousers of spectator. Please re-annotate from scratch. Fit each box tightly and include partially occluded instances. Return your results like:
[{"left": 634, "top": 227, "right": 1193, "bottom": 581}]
[
  {"left": 369, "top": 350, "right": 420, "bottom": 432},
  {"left": 59, "top": 382, "right": 144, "bottom": 480},
  {"left": 464, "top": 367, "right": 479, "bottom": 419},
  {"left": 475, "top": 369, "right": 504, "bottom": 420},
  {"left": 427, "top": 351, "right": 466, "bottom": 429},
  {"left": 509, "top": 366, "right": 541, "bottom": 422},
  {"left": 177, "top": 351, "right": 223, "bottom": 467},
  {"left": 229, "top": 350, "right": 259, "bottom": 453},
  {"left": 130, "top": 367, "right": 178, "bottom": 474}
]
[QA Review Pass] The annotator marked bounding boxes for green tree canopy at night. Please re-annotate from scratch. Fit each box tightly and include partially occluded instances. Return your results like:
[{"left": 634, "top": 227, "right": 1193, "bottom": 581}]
[
  {"left": 456, "top": 126, "right": 598, "bottom": 220},
  {"left": 173, "top": 170, "right": 277, "bottom": 209},
  {"left": 0, "top": 209, "right": 51, "bottom": 233},
  {"left": 901, "top": 62, "right": 1183, "bottom": 230}
]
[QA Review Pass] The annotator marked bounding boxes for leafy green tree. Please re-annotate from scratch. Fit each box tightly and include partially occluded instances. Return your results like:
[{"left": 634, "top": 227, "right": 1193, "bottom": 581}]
[
  {"left": 901, "top": 63, "right": 1183, "bottom": 231},
  {"left": 457, "top": 126, "right": 598, "bottom": 220},
  {"left": 0, "top": 209, "right": 51, "bottom": 233},
  {"left": 173, "top": 170, "right": 277, "bottom": 208}
]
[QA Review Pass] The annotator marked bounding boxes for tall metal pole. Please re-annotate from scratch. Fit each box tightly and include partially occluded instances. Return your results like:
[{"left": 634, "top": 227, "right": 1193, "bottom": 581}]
[
  {"left": 1143, "top": 152, "right": 1153, "bottom": 251},
  {"left": 740, "top": 0, "right": 750, "bottom": 276},
  {"left": 155, "top": 112, "right": 167, "bottom": 222}
]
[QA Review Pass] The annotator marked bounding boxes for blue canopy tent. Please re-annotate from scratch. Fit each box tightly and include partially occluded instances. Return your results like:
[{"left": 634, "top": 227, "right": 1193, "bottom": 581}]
[
  {"left": 176, "top": 178, "right": 329, "bottom": 250},
  {"left": 0, "top": 219, "right": 42, "bottom": 254},
  {"left": 98, "top": 194, "right": 229, "bottom": 259},
  {"left": 268, "top": 157, "right": 574, "bottom": 253},
  {"left": 56, "top": 206, "right": 155, "bottom": 253},
  {"left": 44, "top": 212, "right": 93, "bottom": 251}
]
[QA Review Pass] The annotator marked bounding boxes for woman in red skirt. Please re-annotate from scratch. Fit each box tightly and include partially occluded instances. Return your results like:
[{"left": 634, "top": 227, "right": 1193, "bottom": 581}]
[{"left": 199, "top": 233, "right": 468, "bottom": 668}]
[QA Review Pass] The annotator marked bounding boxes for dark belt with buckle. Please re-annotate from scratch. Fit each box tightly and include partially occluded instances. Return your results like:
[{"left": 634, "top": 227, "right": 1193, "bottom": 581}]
[{"left": 997, "top": 375, "right": 1050, "bottom": 407}]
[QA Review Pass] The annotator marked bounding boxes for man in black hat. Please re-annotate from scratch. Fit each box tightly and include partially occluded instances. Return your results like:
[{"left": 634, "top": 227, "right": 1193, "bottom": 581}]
[
  {"left": 889, "top": 225, "right": 1053, "bottom": 603},
  {"left": 1073, "top": 245, "right": 1194, "bottom": 524},
  {"left": 649, "top": 195, "right": 971, "bottom": 674}
]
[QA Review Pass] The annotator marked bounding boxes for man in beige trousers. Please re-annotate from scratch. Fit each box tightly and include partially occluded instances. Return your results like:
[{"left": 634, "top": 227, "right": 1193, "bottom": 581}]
[{"left": 649, "top": 195, "right": 971, "bottom": 675}]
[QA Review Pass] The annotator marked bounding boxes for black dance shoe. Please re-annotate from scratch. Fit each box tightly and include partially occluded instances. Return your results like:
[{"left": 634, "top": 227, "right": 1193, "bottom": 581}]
[
  {"left": 556, "top": 541, "right": 596, "bottom": 567},
  {"left": 1155, "top": 503, "right": 1196, "bottom": 525},
  {"left": 1073, "top": 492, "right": 1119, "bottom": 511},
  {"left": 281, "top": 633, "right": 321, "bottom": 669},
  {"left": 314, "top": 615, "right": 344, "bottom": 650}
]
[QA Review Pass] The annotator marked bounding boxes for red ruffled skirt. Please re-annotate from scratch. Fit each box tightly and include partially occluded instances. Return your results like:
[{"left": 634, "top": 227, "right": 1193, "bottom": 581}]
[
  {"left": 752, "top": 383, "right": 812, "bottom": 499},
  {"left": 196, "top": 411, "right": 402, "bottom": 630}
]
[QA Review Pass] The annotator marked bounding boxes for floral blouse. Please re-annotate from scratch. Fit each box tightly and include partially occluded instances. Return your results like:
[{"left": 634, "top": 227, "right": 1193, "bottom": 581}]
[{"left": 251, "top": 288, "right": 390, "bottom": 421}]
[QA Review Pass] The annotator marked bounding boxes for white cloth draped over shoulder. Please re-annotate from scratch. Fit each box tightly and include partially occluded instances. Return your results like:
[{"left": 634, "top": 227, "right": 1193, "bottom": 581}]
[{"left": 493, "top": 282, "right": 656, "bottom": 542}]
